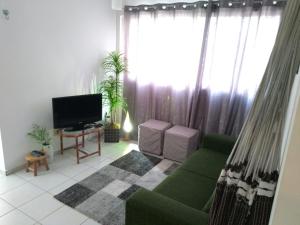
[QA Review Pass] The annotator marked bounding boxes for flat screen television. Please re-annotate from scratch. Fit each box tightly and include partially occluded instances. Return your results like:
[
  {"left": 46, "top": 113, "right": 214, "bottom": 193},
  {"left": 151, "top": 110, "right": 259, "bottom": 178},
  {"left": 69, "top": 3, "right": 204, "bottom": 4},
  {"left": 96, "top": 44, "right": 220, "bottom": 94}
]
[{"left": 52, "top": 94, "right": 102, "bottom": 130}]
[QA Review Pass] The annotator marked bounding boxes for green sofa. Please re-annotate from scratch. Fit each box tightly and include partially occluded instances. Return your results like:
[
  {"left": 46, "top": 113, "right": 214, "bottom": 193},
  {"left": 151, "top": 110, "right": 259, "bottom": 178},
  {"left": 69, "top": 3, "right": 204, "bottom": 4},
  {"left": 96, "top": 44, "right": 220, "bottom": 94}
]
[{"left": 126, "top": 134, "right": 236, "bottom": 225}]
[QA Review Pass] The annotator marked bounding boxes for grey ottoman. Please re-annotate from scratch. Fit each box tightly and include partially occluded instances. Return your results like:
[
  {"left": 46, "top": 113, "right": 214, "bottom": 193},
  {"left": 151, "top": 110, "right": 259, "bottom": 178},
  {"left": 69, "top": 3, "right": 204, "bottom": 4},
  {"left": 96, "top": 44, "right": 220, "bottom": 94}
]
[
  {"left": 163, "top": 125, "right": 199, "bottom": 162},
  {"left": 138, "top": 119, "right": 172, "bottom": 155}
]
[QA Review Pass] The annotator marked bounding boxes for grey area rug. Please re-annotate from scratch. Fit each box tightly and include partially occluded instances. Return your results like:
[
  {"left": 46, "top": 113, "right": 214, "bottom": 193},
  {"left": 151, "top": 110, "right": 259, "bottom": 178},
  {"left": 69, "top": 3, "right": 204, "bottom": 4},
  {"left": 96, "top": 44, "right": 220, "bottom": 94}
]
[{"left": 54, "top": 150, "right": 179, "bottom": 225}]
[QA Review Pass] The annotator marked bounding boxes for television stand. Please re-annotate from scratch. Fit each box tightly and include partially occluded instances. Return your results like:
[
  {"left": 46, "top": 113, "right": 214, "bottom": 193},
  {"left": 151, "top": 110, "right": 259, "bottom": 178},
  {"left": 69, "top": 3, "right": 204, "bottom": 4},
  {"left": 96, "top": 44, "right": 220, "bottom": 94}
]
[{"left": 59, "top": 127, "right": 101, "bottom": 164}]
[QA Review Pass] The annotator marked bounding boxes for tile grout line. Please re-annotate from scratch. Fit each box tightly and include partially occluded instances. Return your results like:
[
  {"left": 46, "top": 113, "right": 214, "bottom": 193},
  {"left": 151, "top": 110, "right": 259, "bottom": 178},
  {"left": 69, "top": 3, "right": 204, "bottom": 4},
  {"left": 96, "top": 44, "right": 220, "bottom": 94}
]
[
  {"left": 46, "top": 178, "right": 78, "bottom": 194},
  {"left": 27, "top": 178, "right": 71, "bottom": 193},
  {"left": 0, "top": 196, "right": 17, "bottom": 218},
  {"left": 32, "top": 204, "right": 65, "bottom": 223},
  {"left": 14, "top": 208, "right": 39, "bottom": 224},
  {"left": 0, "top": 198, "right": 40, "bottom": 224},
  {"left": 80, "top": 218, "right": 89, "bottom": 225},
  {"left": 37, "top": 204, "right": 87, "bottom": 224},
  {"left": 0, "top": 141, "right": 137, "bottom": 224},
  {"left": 0, "top": 183, "right": 47, "bottom": 210},
  {"left": 0, "top": 178, "right": 29, "bottom": 196},
  {"left": 12, "top": 180, "right": 68, "bottom": 223}
]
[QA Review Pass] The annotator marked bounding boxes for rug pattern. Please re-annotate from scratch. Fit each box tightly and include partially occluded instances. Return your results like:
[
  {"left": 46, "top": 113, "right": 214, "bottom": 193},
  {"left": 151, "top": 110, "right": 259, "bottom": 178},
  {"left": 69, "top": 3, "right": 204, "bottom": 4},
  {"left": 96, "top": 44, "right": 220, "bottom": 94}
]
[{"left": 55, "top": 150, "right": 179, "bottom": 225}]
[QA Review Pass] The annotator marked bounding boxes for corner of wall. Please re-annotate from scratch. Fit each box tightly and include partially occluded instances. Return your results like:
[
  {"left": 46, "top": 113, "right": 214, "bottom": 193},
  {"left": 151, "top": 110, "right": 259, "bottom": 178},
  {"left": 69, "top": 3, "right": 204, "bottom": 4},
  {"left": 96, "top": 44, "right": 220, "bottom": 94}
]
[{"left": 0, "top": 128, "right": 7, "bottom": 173}]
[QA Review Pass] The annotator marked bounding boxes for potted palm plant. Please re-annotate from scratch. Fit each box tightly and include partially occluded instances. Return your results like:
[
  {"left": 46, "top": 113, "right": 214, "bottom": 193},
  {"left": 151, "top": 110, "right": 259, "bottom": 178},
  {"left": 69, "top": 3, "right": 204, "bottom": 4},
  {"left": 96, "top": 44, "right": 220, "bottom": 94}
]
[
  {"left": 98, "top": 51, "right": 127, "bottom": 142},
  {"left": 27, "top": 124, "right": 54, "bottom": 162}
]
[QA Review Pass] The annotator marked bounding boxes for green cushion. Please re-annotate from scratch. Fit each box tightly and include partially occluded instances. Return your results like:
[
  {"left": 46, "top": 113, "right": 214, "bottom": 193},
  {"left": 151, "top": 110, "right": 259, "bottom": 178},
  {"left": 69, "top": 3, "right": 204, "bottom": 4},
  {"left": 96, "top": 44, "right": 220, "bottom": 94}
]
[
  {"left": 154, "top": 169, "right": 216, "bottom": 210},
  {"left": 181, "top": 148, "right": 227, "bottom": 180},
  {"left": 202, "top": 134, "right": 236, "bottom": 154},
  {"left": 126, "top": 189, "right": 209, "bottom": 225},
  {"left": 202, "top": 192, "right": 214, "bottom": 213},
  {"left": 125, "top": 134, "right": 234, "bottom": 225}
]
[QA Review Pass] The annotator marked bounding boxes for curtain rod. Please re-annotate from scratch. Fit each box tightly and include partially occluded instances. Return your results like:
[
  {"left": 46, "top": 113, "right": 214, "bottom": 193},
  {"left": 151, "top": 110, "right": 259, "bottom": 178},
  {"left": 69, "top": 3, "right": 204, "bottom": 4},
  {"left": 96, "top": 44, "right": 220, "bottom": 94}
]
[{"left": 124, "top": 0, "right": 287, "bottom": 12}]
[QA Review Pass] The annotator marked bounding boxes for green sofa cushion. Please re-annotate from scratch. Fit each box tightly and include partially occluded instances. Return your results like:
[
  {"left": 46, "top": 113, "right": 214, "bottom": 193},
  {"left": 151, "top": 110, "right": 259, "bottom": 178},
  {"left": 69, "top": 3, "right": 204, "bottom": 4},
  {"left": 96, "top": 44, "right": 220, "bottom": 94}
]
[
  {"left": 202, "top": 133, "right": 236, "bottom": 154},
  {"left": 126, "top": 189, "right": 209, "bottom": 225},
  {"left": 181, "top": 148, "right": 228, "bottom": 180},
  {"left": 154, "top": 169, "right": 216, "bottom": 210},
  {"left": 202, "top": 192, "right": 214, "bottom": 213}
]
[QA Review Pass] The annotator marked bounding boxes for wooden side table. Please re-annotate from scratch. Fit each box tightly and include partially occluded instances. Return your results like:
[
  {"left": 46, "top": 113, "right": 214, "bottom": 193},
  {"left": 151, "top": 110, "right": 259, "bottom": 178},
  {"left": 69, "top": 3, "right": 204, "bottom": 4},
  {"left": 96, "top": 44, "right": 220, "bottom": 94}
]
[
  {"left": 59, "top": 127, "right": 101, "bottom": 164},
  {"left": 25, "top": 154, "right": 49, "bottom": 176}
]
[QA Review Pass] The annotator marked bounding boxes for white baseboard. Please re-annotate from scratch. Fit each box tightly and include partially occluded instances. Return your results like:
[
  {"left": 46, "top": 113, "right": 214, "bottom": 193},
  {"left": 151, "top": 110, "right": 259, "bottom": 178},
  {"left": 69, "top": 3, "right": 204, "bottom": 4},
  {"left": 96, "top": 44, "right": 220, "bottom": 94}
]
[
  {"left": 1, "top": 164, "right": 26, "bottom": 176},
  {"left": 0, "top": 149, "right": 61, "bottom": 176}
]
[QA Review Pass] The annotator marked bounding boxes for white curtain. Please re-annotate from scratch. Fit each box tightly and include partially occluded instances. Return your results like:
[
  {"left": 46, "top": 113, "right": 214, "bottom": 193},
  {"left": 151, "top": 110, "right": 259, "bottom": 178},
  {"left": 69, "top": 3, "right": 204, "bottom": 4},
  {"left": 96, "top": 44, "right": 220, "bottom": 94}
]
[
  {"left": 203, "top": 7, "right": 281, "bottom": 98},
  {"left": 203, "top": 7, "right": 282, "bottom": 134},
  {"left": 125, "top": 7, "right": 281, "bottom": 95},
  {"left": 126, "top": 8, "right": 206, "bottom": 90},
  {"left": 123, "top": 4, "right": 283, "bottom": 137}
]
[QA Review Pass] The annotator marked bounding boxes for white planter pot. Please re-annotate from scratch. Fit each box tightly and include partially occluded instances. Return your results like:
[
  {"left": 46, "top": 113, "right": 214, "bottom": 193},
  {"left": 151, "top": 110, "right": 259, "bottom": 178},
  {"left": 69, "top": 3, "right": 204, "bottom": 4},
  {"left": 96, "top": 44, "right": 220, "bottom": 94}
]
[{"left": 42, "top": 144, "right": 54, "bottom": 162}]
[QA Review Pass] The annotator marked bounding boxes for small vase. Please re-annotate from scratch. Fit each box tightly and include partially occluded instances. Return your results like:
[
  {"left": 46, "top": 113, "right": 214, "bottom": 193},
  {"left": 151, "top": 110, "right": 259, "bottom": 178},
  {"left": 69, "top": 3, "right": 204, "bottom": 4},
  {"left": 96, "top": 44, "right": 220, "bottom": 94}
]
[{"left": 42, "top": 144, "right": 54, "bottom": 162}]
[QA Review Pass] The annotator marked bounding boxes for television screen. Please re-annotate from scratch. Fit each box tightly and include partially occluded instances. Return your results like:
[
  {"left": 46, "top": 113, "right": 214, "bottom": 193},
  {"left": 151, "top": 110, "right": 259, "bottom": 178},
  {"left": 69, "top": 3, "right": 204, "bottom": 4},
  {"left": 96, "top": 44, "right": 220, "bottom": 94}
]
[{"left": 52, "top": 94, "right": 102, "bottom": 129}]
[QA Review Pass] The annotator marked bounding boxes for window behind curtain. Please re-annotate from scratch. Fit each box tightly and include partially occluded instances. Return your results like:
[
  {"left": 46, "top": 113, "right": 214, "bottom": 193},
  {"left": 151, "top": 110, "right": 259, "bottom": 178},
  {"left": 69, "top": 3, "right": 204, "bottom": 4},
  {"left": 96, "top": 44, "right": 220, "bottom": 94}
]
[
  {"left": 202, "top": 7, "right": 281, "bottom": 98},
  {"left": 125, "top": 8, "right": 207, "bottom": 90},
  {"left": 124, "top": 6, "right": 281, "bottom": 97},
  {"left": 122, "top": 4, "right": 283, "bottom": 137}
]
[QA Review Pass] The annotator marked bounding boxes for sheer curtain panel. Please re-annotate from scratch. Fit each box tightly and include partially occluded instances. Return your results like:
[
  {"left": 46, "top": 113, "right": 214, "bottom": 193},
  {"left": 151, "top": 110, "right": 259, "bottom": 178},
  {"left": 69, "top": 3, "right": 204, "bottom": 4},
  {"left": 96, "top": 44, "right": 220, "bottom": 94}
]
[
  {"left": 123, "top": 1, "right": 284, "bottom": 138},
  {"left": 201, "top": 6, "right": 281, "bottom": 135}
]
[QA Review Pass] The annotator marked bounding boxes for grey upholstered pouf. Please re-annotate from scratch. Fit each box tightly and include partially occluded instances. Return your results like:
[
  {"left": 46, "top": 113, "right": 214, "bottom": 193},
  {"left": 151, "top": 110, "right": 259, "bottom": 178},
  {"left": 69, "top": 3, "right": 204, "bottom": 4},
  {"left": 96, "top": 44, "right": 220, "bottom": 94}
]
[
  {"left": 138, "top": 119, "right": 172, "bottom": 155},
  {"left": 163, "top": 125, "right": 199, "bottom": 162}
]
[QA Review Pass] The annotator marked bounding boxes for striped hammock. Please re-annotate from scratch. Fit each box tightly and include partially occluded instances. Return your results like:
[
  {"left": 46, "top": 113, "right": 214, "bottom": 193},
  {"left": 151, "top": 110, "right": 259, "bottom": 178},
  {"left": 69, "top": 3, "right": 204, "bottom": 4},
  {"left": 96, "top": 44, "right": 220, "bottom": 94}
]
[{"left": 209, "top": 0, "right": 300, "bottom": 225}]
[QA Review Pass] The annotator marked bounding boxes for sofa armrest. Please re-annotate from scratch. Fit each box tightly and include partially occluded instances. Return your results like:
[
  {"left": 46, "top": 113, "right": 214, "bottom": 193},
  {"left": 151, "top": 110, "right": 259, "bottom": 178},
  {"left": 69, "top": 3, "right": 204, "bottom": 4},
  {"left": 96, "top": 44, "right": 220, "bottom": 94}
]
[
  {"left": 126, "top": 189, "right": 209, "bottom": 225},
  {"left": 202, "top": 134, "right": 236, "bottom": 154}
]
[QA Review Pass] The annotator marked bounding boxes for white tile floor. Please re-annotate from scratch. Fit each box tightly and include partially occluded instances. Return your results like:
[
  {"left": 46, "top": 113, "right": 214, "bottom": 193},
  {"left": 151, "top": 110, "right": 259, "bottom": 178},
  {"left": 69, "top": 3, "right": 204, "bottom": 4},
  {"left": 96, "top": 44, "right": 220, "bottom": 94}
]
[{"left": 0, "top": 140, "right": 139, "bottom": 225}]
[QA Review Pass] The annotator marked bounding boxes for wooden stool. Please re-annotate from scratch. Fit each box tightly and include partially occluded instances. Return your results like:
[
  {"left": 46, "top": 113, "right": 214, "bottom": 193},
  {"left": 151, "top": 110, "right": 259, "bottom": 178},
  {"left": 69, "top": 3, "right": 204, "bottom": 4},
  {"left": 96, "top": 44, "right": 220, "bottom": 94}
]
[{"left": 25, "top": 154, "right": 49, "bottom": 176}]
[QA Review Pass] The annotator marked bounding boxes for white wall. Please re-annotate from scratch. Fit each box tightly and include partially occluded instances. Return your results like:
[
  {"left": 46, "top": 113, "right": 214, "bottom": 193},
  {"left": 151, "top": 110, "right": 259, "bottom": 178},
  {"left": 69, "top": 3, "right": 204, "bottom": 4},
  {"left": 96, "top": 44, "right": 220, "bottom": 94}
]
[
  {"left": 0, "top": 129, "right": 5, "bottom": 172},
  {"left": 0, "top": 0, "right": 116, "bottom": 173},
  {"left": 269, "top": 73, "right": 300, "bottom": 225}
]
